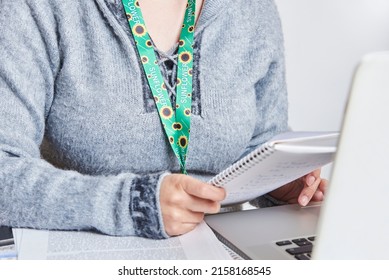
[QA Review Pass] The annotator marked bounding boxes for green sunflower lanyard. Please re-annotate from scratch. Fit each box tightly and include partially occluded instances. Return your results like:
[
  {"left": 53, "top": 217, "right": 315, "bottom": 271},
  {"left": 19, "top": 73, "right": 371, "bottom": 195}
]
[{"left": 122, "top": 0, "right": 195, "bottom": 174}]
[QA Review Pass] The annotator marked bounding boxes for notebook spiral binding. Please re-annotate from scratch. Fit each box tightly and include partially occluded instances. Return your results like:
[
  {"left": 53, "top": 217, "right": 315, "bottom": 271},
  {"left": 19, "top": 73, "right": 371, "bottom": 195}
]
[{"left": 210, "top": 142, "right": 276, "bottom": 187}]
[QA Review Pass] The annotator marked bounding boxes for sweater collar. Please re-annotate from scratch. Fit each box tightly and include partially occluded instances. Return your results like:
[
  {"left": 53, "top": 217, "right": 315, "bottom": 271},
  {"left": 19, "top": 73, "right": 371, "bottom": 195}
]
[{"left": 197, "top": 0, "right": 224, "bottom": 29}]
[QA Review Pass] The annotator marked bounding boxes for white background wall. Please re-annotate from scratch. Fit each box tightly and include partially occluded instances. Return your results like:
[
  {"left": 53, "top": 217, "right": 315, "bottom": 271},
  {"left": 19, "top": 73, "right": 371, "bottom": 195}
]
[
  {"left": 273, "top": 0, "right": 389, "bottom": 178},
  {"left": 274, "top": 0, "right": 389, "bottom": 131}
]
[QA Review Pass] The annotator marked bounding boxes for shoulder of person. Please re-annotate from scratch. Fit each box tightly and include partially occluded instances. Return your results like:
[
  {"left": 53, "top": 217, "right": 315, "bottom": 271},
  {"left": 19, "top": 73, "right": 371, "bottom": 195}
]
[{"left": 224, "top": 0, "right": 282, "bottom": 31}]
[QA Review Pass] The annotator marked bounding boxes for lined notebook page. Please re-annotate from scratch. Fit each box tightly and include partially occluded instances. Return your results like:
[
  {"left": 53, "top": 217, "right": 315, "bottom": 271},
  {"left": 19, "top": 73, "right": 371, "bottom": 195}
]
[{"left": 209, "top": 132, "right": 338, "bottom": 206}]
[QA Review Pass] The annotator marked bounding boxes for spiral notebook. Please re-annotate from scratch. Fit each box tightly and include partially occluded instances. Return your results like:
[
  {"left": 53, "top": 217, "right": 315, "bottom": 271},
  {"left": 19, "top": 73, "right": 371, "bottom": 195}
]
[{"left": 209, "top": 131, "right": 339, "bottom": 206}]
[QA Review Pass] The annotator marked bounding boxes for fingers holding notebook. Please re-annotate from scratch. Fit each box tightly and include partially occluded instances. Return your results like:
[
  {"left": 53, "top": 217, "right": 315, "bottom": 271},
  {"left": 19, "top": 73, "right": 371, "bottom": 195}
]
[
  {"left": 267, "top": 168, "right": 328, "bottom": 206},
  {"left": 299, "top": 169, "right": 328, "bottom": 206},
  {"left": 160, "top": 174, "right": 226, "bottom": 236}
]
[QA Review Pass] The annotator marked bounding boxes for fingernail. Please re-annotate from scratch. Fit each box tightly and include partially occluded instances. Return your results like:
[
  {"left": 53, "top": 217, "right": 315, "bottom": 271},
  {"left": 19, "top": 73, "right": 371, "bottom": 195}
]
[
  {"left": 316, "top": 191, "right": 324, "bottom": 200},
  {"left": 300, "top": 195, "right": 309, "bottom": 206},
  {"left": 306, "top": 175, "right": 315, "bottom": 186}
]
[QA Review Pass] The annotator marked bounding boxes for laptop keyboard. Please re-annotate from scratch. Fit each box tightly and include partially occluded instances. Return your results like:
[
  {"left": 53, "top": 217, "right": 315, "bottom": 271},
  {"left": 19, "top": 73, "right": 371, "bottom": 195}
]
[{"left": 275, "top": 236, "right": 316, "bottom": 260}]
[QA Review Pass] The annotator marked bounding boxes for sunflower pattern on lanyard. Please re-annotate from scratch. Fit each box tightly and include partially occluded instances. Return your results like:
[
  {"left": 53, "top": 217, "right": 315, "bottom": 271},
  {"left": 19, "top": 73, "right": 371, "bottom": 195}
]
[{"left": 122, "top": 0, "right": 195, "bottom": 174}]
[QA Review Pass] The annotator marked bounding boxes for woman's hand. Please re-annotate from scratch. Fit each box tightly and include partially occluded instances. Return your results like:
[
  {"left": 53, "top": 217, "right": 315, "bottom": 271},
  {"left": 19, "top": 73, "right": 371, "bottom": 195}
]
[
  {"left": 160, "top": 174, "right": 226, "bottom": 236},
  {"left": 267, "top": 169, "right": 328, "bottom": 206}
]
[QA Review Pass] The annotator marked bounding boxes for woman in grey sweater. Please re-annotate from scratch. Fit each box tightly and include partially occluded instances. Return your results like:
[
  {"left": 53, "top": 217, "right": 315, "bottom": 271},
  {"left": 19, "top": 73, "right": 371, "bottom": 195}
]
[{"left": 0, "top": 0, "right": 326, "bottom": 239}]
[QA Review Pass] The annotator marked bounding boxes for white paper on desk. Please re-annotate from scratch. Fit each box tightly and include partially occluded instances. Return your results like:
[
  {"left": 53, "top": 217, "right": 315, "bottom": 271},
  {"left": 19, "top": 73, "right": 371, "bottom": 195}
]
[{"left": 15, "top": 221, "right": 231, "bottom": 260}]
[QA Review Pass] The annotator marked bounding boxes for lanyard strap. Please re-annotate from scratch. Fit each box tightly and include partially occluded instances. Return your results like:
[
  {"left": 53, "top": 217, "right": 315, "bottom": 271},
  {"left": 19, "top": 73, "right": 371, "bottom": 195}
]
[{"left": 122, "top": 0, "right": 195, "bottom": 174}]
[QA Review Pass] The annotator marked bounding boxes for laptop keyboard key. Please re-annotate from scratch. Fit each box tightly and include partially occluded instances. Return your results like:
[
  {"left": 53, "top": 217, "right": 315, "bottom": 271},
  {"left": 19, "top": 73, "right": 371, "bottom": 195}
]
[
  {"left": 286, "top": 245, "right": 313, "bottom": 255},
  {"left": 276, "top": 240, "right": 292, "bottom": 246},
  {"left": 292, "top": 238, "right": 308, "bottom": 244},
  {"left": 295, "top": 254, "right": 310, "bottom": 260},
  {"left": 294, "top": 240, "right": 312, "bottom": 247}
]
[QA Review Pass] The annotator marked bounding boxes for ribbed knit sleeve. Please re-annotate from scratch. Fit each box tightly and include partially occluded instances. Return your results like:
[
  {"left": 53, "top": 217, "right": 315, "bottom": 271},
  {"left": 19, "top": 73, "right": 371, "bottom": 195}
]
[{"left": 0, "top": 0, "right": 169, "bottom": 238}]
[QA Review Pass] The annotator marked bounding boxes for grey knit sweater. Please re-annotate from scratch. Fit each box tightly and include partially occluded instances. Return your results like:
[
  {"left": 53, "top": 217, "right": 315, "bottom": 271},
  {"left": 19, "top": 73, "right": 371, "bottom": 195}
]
[{"left": 0, "top": 0, "right": 288, "bottom": 238}]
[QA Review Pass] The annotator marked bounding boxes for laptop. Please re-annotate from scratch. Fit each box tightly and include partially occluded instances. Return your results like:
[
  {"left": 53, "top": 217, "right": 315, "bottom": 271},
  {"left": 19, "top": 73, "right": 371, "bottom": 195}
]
[{"left": 205, "top": 51, "right": 389, "bottom": 260}]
